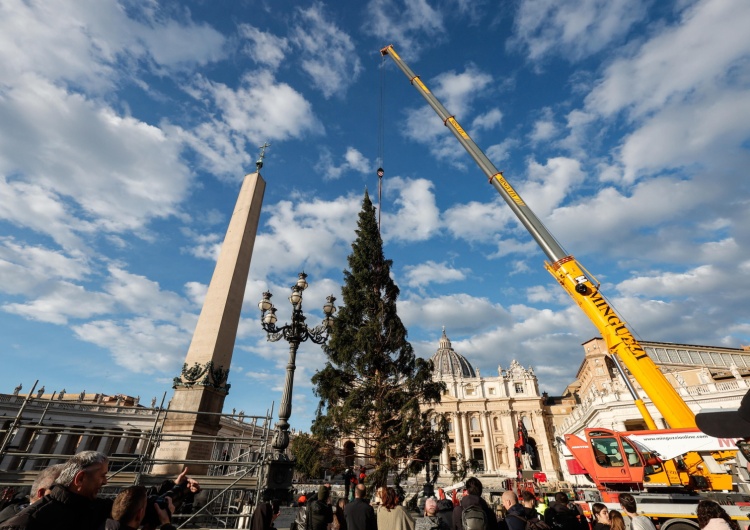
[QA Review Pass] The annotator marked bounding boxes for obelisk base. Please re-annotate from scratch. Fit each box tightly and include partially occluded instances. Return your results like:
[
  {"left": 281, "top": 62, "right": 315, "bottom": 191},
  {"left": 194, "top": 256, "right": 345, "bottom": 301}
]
[{"left": 152, "top": 386, "right": 226, "bottom": 475}]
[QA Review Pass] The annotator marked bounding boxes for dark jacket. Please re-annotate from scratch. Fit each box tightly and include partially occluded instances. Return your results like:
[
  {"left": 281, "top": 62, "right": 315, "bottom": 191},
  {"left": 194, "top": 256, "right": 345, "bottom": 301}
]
[
  {"left": 0, "top": 485, "right": 111, "bottom": 530},
  {"left": 250, "top": 501, "right": 275, "bottom": 530},
  {"left": 344, "top": 498, "right": 376, "bottom": 530},
  {"left": 436, "top": 499, "right": 455, "bottom": 530},
  {"left": 0, "top": 503, "right": 27, "bottom": 526},
  {"left": 308, "top": 499, "right": 333, "bottom": 530},
  {"left": 502, "top": 503, "right": 528, "bottom": 530},
  {"left": 452, "top": 494, "right": 499, "bottom": 530},
  {"left": 544, "top": 503, "right": 586, "bottom": 530}
]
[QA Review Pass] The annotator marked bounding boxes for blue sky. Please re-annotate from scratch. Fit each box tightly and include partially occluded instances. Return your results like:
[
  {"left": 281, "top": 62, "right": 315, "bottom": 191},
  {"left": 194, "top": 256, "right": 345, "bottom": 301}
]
[{"left": 1, "top": 0, "right": 749, "bottom": 431}]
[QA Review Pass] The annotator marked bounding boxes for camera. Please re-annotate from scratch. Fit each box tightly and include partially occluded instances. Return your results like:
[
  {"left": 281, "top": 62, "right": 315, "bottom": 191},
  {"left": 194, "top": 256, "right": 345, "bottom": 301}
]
[{"left": 142, "top": 490, "right": 177, "bottom": 527}]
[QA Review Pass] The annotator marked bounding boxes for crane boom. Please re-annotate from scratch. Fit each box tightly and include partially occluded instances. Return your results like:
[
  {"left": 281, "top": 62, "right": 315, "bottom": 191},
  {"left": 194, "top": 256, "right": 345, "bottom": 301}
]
[{"left": 381, "top": 44, "right": 696, "bottom": 430}]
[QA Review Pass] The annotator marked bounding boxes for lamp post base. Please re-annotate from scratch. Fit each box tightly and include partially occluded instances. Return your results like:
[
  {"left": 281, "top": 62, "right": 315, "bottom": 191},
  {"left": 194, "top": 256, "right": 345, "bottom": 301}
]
[{"left": 262, "top": 457, "right": 296, "bottom": 502}]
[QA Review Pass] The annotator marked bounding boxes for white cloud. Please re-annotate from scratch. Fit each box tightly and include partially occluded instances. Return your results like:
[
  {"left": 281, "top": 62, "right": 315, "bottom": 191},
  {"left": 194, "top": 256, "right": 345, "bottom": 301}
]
[
  {"left": 520, "top": 157, "right": 586, "bottom": 216},
  {"left": 315, "top": 147, "right": 371, "bottom": 181},
  {"left": 472, "top": 108, "right": 503, "bottom": 131},
  {"left": 402, "top": 65, "right": 494, "bottom": 166},
  {"left": 0, "top": 75, "right": 192, "bottom": 248},
  {"left": 0, "top": 0, "right": 224, "bottom": 91},
  {"left": 403, "top": 261, "right": 469, "bottom": 288},
  {"left": 249, "top": 195, "right": 362, "bottom": 281},
  {"left": 510, "top": 0, "right": 649, "bottom": 62},
  {"left": 585, "top": 0, "right": 750, "bottom": 119},
  {"left": 3, "top": 281, "right": 114, "bottom": 325},
  {"left": 382, "top": 177, "right": 441, "bottom": 242},
  {"left": 444, "top": 198, "right": 513, "bottom": 243},
  {"left": 290, "top": 3, "right": 363, "bottom": 99},
  {"left": 364, "top": 0, "right": 445, "bottom": 60},
  {"left": 529, "top": 107, "right": 557, "bottom": 143},
  {"left": 239, "top": 25, "right": 290, "bottom": 70},
  {"left": 178, "top": 72, "right": 321, "bottom": 178},
  {"left": 73, "top": 317, "right": 188, "bottom": 373},
  {"left": 399, "top": 293, "right": 513, "bottom": 335},
  {"left": 619, "top": 89, "right": 750, "bottom": 182}
]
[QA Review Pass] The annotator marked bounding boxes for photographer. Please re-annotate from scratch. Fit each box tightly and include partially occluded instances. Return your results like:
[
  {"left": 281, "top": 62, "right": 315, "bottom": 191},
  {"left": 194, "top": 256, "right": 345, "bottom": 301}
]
[
  {"left": 153, "top": 468, "right": 201, "bottom": 516},
  {"left": 102, "top": 486, "right": 174, "bottom": 530}
]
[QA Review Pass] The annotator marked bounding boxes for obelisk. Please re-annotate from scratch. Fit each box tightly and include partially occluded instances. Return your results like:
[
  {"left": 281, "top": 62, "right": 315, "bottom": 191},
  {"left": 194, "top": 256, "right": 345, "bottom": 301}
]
[{"left": 153, "top": 148, "right": 267, "bottom": 475}]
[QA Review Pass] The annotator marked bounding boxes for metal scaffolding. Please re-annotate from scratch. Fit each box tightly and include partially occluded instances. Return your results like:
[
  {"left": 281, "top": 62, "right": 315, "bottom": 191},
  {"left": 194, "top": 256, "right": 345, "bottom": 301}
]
[{"left": 0, "top": 391, "right": 276, "bottom": 529}]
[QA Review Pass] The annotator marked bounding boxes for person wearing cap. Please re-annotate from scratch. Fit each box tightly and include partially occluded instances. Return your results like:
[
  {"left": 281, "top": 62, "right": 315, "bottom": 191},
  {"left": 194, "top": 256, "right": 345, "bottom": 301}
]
[
  {"left": 308, "top": 485, "right": 333, "bottom": 530},
  {"left": 291, "top": 496, "right": 308, "bottom": 530}
]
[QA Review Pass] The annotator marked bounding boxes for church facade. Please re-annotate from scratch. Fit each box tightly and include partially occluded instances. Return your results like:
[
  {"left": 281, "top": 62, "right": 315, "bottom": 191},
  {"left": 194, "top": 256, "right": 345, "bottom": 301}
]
[{"left": 426, "top": 329, "right": 560, "bottom": 479}]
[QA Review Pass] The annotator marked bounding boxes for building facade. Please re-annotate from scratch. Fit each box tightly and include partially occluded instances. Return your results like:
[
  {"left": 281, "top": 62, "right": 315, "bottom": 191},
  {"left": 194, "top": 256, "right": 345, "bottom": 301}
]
[
  {"left": 549, "top": 337, "right": 750, "bottom": 483},
  {"left": 427, "top": 329, "right": 560, "bottom": 479}
]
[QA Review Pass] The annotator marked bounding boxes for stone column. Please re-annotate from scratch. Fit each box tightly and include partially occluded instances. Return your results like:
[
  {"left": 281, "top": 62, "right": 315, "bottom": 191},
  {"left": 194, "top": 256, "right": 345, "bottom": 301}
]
[
  {"left": 461, "top": 413, "right": 472, "bottom": 462},
  {"left": 500, "top": 410, "right": 516, "bottom": 471},
  {"left": 453, "top": 412, "right": 465, "bottom": 461},
  {"left": 440, "top": 442, "right": 450, "bottom": 477},
  {"left": 154, "top": 171, "right": 266, "bottom": 475},
  {"left": 482, "top": 412, "right": 495, "bottom": 472}
]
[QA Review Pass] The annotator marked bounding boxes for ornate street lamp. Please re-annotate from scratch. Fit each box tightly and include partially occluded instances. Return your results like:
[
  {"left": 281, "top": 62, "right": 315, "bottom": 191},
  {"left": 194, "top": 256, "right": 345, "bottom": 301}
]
[{"left": 258, "top": 273, "right": 335, "bottom": 496}]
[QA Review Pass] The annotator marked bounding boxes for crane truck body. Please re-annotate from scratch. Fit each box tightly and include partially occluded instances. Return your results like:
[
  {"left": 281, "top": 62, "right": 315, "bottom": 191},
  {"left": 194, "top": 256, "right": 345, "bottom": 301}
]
[{"left": 380, "top": 44, "right": 750, "bottom": 529}]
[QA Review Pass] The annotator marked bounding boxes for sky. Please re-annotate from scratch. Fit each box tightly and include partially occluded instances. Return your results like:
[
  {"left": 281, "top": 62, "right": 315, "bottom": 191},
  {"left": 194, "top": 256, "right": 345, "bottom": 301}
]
[{"left": 1, "top": 0, "right": 749, "bottom": 431}]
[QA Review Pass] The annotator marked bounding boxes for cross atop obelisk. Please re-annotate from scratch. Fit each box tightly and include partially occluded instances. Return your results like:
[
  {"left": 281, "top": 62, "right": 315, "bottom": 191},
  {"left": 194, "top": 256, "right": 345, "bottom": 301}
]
[{"left": 153, "top": 144, "right": 269, "bottom": 474}]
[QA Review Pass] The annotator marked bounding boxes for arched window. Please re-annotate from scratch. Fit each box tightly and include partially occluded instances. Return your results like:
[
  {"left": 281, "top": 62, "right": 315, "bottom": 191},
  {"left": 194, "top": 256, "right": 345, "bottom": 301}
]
[
  {"left": 470, "top": 416, "right": 480, "bottom": 432},
  {"left": 493, "top": 417, "right": 500, "bottom": 430}
]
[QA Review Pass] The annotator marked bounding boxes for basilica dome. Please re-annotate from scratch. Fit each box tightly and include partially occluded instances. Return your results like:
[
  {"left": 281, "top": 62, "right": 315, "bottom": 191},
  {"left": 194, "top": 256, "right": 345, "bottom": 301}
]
[{"left": 430, "top": 328, "right": 476, "bottom": 379}]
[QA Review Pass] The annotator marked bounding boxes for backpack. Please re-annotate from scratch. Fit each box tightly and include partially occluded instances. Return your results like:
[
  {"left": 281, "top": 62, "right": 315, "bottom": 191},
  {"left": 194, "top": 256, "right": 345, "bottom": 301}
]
[
  {"left": 462, "top": 505, "right": 488, "bottom": 530},
  {"left": 547, "top": 507, "right": 585, "bottom": 530},
  {"left": 510, "top": 514, "right": 552, "bottom": 530}
]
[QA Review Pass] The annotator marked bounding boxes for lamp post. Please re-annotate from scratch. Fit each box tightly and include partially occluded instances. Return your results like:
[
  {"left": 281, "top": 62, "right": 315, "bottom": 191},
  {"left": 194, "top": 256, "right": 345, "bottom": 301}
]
[{"left": 258, "top": 273, "right": 335, "bottom": 497}]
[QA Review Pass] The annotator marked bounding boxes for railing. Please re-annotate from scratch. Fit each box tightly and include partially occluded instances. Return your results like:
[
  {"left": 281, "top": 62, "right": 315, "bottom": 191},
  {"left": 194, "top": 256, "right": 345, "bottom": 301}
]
[{"left": 558, "top": 377, "right": 750, "bottom": 434}]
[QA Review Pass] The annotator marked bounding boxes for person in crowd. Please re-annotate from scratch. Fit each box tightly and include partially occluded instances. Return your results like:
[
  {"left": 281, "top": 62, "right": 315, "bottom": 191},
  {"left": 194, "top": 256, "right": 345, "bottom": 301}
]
[
  {"left": 344, "top": 484, "right": 376, "bottom": 530},
  {"left": 333, "top": 498, "right": 348, "bottom": 530},
  {"left": 696, "top": 500, "right": 740, "bottom": 530},
  {"left": 308, "top": 485, "right": 333, "bottom": 530},
  {"left": 500, "top": 491, "right": 527, "bottom": 530},
  {"left": 153, "top": 470, "right": 201, "bottom": 515},
  {"left": 520, "top": 491, "right": 542, "bottom": 521},
  {"left": 436, "top": 497, "right": 455, "bottom": 530},
  {"left": 103, "top": 485, "right": 174, "bottom": 530},
  {"left": 608, "top": 510, "right": 625, "bottom": 530},
  {"left": 0, "top": 451, "right": 111, "bottom": 530},
  {"left": 416, "top": 497, "right": 448, "bottom": 530},
  {"left": 377, "top": 487, "right": 414, "bottom": 530},
  {"left": 535, "top": 496, "right": 548, "bottom": 517},
  {"left": 0, "top": 464, "right": 64, "bottom": 524},
  {"left": 591, "top": 503, "right": 610, "bottom": 530},
  {"left": 452, "top": 477, "right": 499, "bottom": 530},
  {"left": 0, "top": 453, "right": 198, "bottom": 530},
  {"left": 291, "top": 495, "right": 307, "bottom": 530},
  {"left": 250, "top": 498, "right": 280, "bottom": 530},
  {"left": 543, "top": 493, "right": 587, "bottom": 530},
  {"left": 617, "top": 494, "right": 656, "bottom": 530}
]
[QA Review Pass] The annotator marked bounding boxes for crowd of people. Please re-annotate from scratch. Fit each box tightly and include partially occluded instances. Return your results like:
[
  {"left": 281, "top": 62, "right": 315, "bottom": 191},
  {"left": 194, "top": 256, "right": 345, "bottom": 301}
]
[
  {"left": 250, "top": 473, "right": 745, "bottom": 530},
  {"left": 0, "top": 451, "right": 200, "bottom": 530}
]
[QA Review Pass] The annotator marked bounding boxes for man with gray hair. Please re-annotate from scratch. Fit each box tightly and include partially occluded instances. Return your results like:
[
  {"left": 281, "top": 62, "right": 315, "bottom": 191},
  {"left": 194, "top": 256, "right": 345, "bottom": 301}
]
[
  {"left": 0, "top": 451, "right": 111, "bottom": 530},
  {"left": 0, "top": 464, "right": 65, "bottom": 524}
]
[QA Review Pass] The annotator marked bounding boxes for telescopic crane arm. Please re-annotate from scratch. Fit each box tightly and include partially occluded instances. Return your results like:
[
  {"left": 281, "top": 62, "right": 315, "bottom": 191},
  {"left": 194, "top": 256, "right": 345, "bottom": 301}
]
[{"left": 381, "top": 44, "right": 696, "bottom": 430}]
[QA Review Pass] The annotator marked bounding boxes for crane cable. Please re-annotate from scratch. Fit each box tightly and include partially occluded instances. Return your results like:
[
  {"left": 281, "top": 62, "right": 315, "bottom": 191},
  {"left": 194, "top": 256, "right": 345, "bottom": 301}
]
[{"left": 377, "top": 54, "right": 386, "bottom": 233}]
